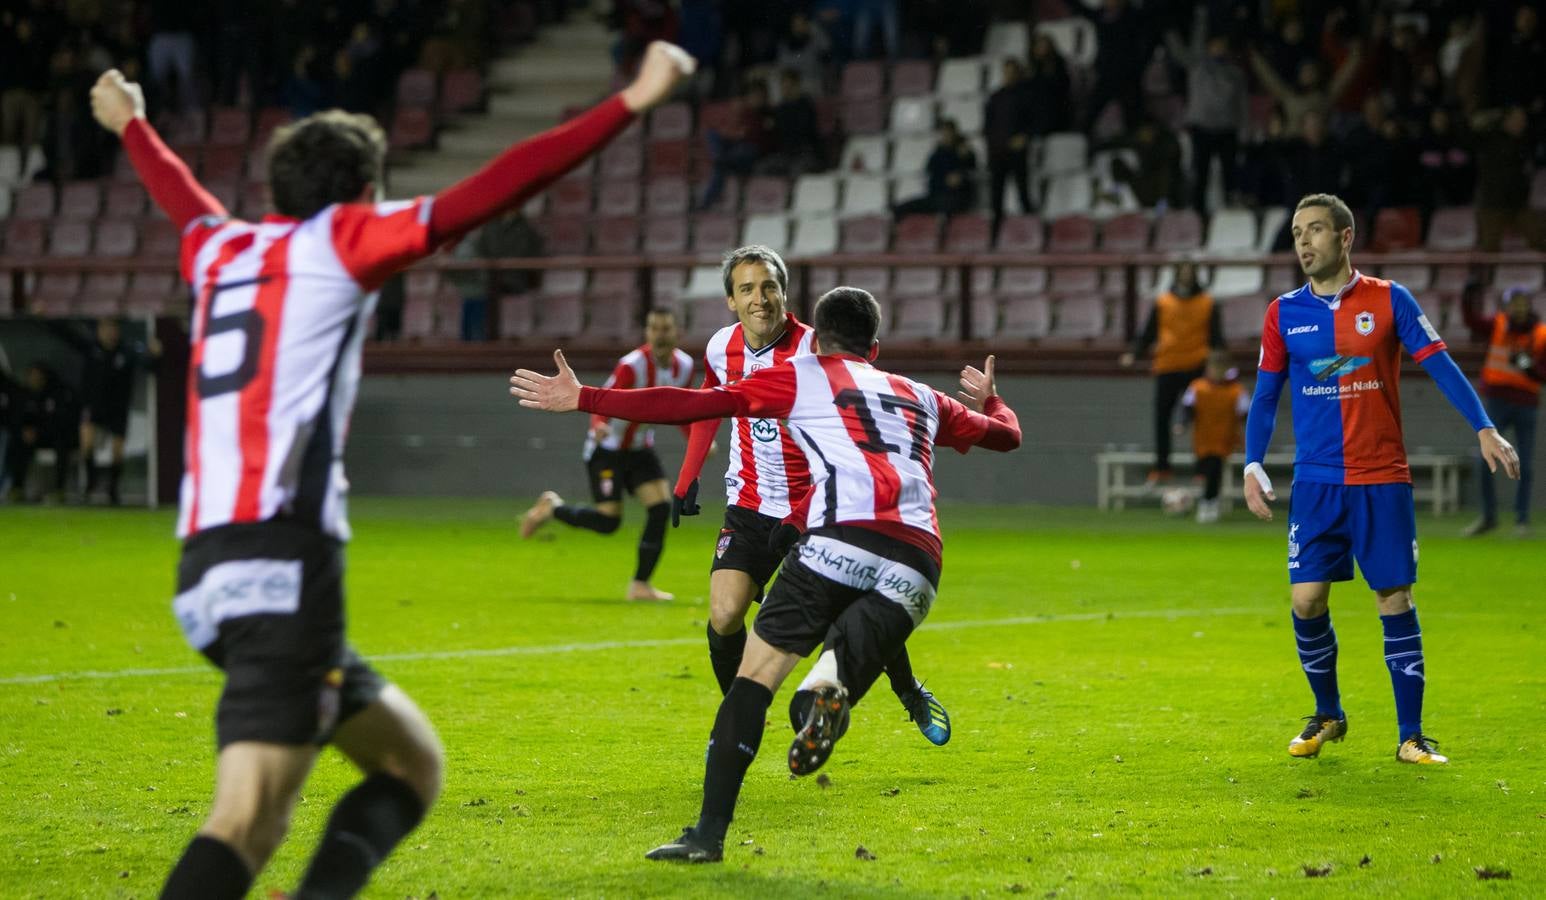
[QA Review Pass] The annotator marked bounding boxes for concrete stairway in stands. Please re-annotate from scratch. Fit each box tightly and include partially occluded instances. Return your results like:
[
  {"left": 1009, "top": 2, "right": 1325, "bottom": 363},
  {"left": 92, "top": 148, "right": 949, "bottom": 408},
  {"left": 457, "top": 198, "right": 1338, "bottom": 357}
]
[{"left": 387, "top": 17, "right": 616, "bottom": 200}]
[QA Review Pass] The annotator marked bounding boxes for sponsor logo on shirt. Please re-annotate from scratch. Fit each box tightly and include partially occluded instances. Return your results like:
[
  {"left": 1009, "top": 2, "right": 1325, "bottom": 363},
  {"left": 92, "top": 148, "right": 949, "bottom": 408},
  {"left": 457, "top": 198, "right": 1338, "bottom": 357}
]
[
  {"left": 1309, "top": 355, "right": 1373, "bottom": 381},
  {"left": 1301, "top": 379, "right": 1383, "bottom": 399},
  {"left": 751, "top": 418, "right": 780, "bottom": 442},
  {"left": 1285, "top": 324, "right": 1319, "bottom": 335}
]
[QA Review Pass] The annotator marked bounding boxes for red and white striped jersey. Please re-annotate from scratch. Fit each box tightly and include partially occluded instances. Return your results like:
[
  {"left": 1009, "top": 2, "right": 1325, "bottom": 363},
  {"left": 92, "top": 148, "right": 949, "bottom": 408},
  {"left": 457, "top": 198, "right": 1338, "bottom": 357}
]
[
  {"left": 586, "top": 344, "right": 695, "bottom": 455},
  {"left": 176, "top": 199, "right": 435, "bottom": 540},
  {"left": 702, "top": 313, "right": 815, "bottom": 517},
  {"left": 721, "top": 353, "right": 999, "bottom": 554}
]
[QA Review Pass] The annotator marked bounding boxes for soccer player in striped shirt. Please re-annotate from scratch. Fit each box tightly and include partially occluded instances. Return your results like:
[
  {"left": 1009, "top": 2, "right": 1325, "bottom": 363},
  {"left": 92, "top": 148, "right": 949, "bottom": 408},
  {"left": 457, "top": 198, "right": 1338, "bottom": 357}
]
[
  {"left": 511, "top": 287, "right": 1022, "bottom": 862},
  {"left": 1243, "top": 193, "right": 1520, "bottom": 766},
  {"left": 91, "top": 42, "right": 695, "bottom": 899},
  {"left": 520, "top": 308, "right": 694, "bottom": 601},
  {"left": 671, "top": 245, "right": 951, "bottom": 744}
]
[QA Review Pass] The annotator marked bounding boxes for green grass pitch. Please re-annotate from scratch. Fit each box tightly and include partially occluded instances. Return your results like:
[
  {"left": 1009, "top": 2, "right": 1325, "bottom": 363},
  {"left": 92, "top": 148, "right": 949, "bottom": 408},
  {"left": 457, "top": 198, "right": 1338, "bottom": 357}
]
[{"left": 1, "top": 499, "right": 1541, "bottom": 897}]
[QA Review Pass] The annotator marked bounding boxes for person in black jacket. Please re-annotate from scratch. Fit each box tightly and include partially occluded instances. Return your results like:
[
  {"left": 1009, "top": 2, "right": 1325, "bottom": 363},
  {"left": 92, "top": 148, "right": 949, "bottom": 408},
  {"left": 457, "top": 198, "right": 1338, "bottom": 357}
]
[
  {"left": 893, "top": 119, "right": 978, "bottom": 217},
  {"left": 78, "top": 318, "right": 159, "bottom": 504},
  {"left": 984, "top": 58, "right": 1033, "bottom": 225}
]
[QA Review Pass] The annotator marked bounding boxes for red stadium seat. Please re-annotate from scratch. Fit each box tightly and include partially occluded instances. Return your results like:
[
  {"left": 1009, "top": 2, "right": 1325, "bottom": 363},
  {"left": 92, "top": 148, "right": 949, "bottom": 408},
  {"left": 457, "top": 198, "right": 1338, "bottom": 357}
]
[
  {"left": 690, "top": 213, "right": 738, "bottom": 254},
  {"left": 12, "top": 184, "right": 55, "bottom": 220},
  {"left": 441, "top": 69, "right": 484, "bottom": 112},
  {"left": 400, "top": 294, "right": 437, "bottom": 340},
  {"left": 891, "top": 297, "right": 950, "bottom": 339},
  {"left": 647, "top": 139, "right": 692, "bottom": 178},
  {"left": 55, "top": 181, "right": 102, "bottom": 220},
  {"left": 238, "top": 182, "right": 269, "bottom": 219},
  {"left": 104, "top": 183, "right": 146, "bottom": 219},
  {"left": 30, "top": 274, "right": 82, "bottom": 317},
  {"left": 202, "top": 146, "right": 246, "bottom": 182},
  {"left": 94, "top": 220, "right": 138, "bottom": 257},
  {"left": 642, "top": 214, "right": 689, "bottom": 255},
  {"left": 601, "top": 140, "right": 644, "bottom": 180},
  {"left": 587, "top": 295, "right": 640, "bottom": 339},
  {"left": 646, "top": 177, "right": 690, "bottom": 215},
  {"left": 125, "top": 273, "right": 180, "bottom": 314},
  {"left": 497, "top": 293, "right": 535, "bottom": 339},
  {"left": 540, "top": 217, "right": 589, "bottom": 255},
  {"left": 207, "top": 107, "right": 252, "bottom": 147},
  {"left": 404, "top": 269, "right": 440, "bottom": 304},
  {"left": 696, "top": 100, "right": 740, "bottom": 136},
  {"left": 1099, "top": 212, "right": 1150, "bottom": 253},
  {"left": 1048, "top": 215, "right": 1096, "bottom": 253},
  {"left": 699, "top": 174, "right": 741, "bottom": 213},
  {"left": 253, "top": 108, "right": 292, "bottom": 146},
  {"left": 892, "top": 266, "right": 945, "bottom": 298},
  {"left": 1221, "top": 296, "right": 1268, "bottom": 340},
  {"left": 1049, "top": 266, "right": 1100, "bottom": 294},
  {"left": 1152, "top": 209, "right": 1203, "bottom": 251},
  {"left": 1379, "top": 264, "right": 1431, "bottom": 291},
  {"left": 162, "top": 109, "right": 207, "bottom": 145},
  {"left": 79, "top": 274, "right": 128, "bottom": 316},
  {"left": 999, "top": 295, "right": 1051, "bottom": 338},
  {"left": 893, "top": 214, "right": 941, "bottom": 254},
  {"left": 944, "top": 213, "right": 992, "bottom": 253},
  {"left": 997, "top": 266, "right": 1049, "bottom": 295},
  {"left": 541, "top": 268, "right": 587, "bottom": 296},
  {"left": 141, "top": 220, "right": 181, "bottom": 258},
  {"left": 651, "top": 267, "right": 688, "bottom": 302},
  {"left": 841, "top": 62, "right": 885, "bottom": 101},
  {"left": 432, "top": 286, "right": 464, "bottom": 341},
  {"left": 3, "top": 219, "right": 46, "bottom": 256},
  {"left": 1371, "top": 206, "right": 1422, "bottom": 252},
  {"left": 1049, "top": 294, "right": 1107, "bottom": 340},
  {"left": 389, "top": 108, "right": 435, "bottom": 149},
  {"left": 588, "top": 269, "right": 639, "bottom": 299},
  {"left": 840, "top": 98, "right": 887, "bottom": 135},
  {"left": 742, "top": 176, "right": 789, "bottom": 214},
  {"left": 840, "top": 266, "right": 891, "bottom": 294},
  {"left": 839, "top": 215, "right": 890, "bottom": 254},
  {"left": 890, "top": 61, "right": 934, "bottom": 98},
  {"left": 968, "top": 296, "right": 999, "bottom": 339},
  {"left": 994, "top": 215, "right": 1045, "bottom": 253},
  {"left": 593, "top": 215, "right": 641, "bottom": 253},
  {"left": 48, "top": 221, "right": 92, "bottom": 257},
  {"left": 397, "top": 69, "right": 438, "bottom": 108},
  {"left": 596, "top": 179, "right": 642, "bottom": 217},
  {"left": 205, "top": 178, "right": 240, "bottom": 214},
  {"left": 1426, "top": 207, "right": 1476, "bottom": 250},
  {"left": 548, "top": 179, "right": 593, "bottom": 216},
  {"left": 806, "top": 265, "right": 841, "bottom": 296},
  {"left": 650, "top": 102, "right": 693, "bottom": 140}
]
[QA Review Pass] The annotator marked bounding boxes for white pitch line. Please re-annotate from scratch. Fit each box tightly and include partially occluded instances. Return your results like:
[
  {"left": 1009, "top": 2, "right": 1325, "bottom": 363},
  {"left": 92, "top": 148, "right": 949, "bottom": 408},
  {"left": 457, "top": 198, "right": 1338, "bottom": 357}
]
[{"left": 0, "top": 606, "right": 1267, "bottom": 686}]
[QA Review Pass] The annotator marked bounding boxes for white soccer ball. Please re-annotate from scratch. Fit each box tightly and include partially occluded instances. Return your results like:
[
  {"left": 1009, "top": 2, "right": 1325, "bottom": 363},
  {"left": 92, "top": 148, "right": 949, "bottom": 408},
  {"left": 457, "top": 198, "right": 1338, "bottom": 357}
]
[{"left": 1161, "top": 487, "right": 1195, "bottom": 516}]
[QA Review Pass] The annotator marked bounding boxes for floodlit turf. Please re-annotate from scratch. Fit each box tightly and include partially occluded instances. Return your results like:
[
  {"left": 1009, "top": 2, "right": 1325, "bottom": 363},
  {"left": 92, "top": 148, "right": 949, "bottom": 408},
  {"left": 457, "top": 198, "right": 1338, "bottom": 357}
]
[{"left": 1, "top": 498, "right": 1542, "bottom": 898}]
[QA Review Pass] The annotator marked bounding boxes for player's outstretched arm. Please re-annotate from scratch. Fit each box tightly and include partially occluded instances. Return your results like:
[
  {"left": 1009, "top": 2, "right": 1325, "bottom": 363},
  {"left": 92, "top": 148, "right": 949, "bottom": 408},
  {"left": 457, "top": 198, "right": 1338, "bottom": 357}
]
[
  {"left": 91, "top": 69, "right": 225, "bottom": 229},
  {"left": 429, "top": 42, "right": 695, "bottom": 244},
  {"left": 939, "top": 355, "right": 1022, "bottom": 452},
  {"left": 510, "top": 348, "right": 750, "bottom": 424}
]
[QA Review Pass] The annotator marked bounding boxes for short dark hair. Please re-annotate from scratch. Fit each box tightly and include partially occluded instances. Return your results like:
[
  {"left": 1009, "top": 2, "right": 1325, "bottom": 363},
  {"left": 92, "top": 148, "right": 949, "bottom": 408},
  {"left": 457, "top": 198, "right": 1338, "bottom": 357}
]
[
  {"left": 267, "top": 110, "right": 387, "bottom": 220},
  {"left": 645, "top": 306, "right": 677, "bottom": 322},
  {"left": 720, "top": 245, "right": 789, "bottom": 297},
  {"left": 1294, "top": 193, "right": 1354, "bottom": 235},
  {"left": 813, "top": 287, "right": 881, "bottom": 355}
]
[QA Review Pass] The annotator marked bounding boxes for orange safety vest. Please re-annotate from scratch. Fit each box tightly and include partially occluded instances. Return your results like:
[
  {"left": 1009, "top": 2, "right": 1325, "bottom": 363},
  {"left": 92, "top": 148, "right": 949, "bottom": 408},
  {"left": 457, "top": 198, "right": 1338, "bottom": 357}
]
[
  {"left": 1480, "top": 313, "right": 1546, "bottom": 398},
  {"left": 1188, "top": 376, "right": 1244, "bottom": 459},
  {"left": 1153, "top": 291, "right": 1214, "bottom": 374}
]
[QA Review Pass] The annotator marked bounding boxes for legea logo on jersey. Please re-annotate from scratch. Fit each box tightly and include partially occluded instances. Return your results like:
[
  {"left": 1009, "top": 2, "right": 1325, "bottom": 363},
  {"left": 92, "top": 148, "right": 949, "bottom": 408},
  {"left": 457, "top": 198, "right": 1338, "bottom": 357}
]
[
  {"left": 1355, "top": 311, "right": 1375, "bottom": 335},
  {"left": 1309, "top": 355, "right": 1373, "bottom": 381},
  {"left": 751, "top": 418, "right": 779, "bottom": 442}
]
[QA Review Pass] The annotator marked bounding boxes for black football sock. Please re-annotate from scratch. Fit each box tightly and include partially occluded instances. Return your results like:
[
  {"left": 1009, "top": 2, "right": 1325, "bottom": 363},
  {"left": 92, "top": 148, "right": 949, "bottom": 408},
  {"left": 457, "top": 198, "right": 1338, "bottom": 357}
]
[
  {"left": 885, "top": 645, "right": 919, "bottom": 698},
  {"left": 85, "top": 457, "right": 100, "bottom": 493},
  {"left": 553, "top": 505, "right": 621, "bottom": 534},
  {"left": 634, "top": 502, "right": 669, "bottom": 581},
  {"left": 160, "top": 835, "right": 252, "bottom": 900},
  {"left": 706, "top": 623, "right": 746, "bottom": 695},
  {"left": 696, "top": 677, "right": 771, "bottom": 843},
  {"left": 292, "top": 772, "right": 425, "bottom": 900},
  {"left": 107, "top": 462, "right": 123, "bottom": 503}
]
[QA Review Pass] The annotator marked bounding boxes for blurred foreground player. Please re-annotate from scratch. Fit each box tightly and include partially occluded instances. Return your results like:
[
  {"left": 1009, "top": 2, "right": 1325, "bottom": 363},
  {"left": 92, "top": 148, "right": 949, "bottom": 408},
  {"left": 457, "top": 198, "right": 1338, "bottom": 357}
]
[
  {"left": 92, "top": 41, "right": 694, "bottom": 899},
  {"left": 520, "top": 308, "right": 694, "bottom": 601},
  {"left": 510, "top": 287, "right": 1021, "bottom": 862},
  {"left": 1243, "top": 193, "right": 1519, "bottom": 766}
]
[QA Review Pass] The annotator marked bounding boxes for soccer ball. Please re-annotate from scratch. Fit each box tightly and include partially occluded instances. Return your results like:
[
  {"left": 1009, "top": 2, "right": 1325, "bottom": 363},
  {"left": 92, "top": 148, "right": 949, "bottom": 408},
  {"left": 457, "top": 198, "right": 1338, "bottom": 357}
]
[{"left": 1161, "top": 487, "right": 1196, "bottom": 516}]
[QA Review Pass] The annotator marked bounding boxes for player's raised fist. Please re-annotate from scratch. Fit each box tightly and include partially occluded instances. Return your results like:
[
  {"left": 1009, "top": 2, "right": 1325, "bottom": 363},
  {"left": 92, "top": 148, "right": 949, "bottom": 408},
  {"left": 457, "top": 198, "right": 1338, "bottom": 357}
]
[
  {"left": 620, "top": 41, "right": 697, "bottom": 113},
  {"left": 90, "top": 69, "right": 145, "bottom": 136},
  {"left": 510, "top": 349, "right": 584, "bottom": 412}
]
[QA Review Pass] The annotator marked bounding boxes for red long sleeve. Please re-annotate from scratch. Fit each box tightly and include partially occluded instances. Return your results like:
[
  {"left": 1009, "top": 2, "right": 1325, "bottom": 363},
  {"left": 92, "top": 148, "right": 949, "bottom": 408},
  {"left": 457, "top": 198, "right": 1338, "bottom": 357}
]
[
  {"left": 578, "top": 384, "right": 739, "bottom": 424},
  {"left": 122, "top": 118, "right": 226, "bottom": 230},
  {"left": 673, "top": 365, "right": 723, "bottom": 496},
  {"left": 430, "top": 95, "right": 635, "bottom": 243},
  {"left": 934, "top": 392, "right": 1022, "bottom": 453},
  {"left": 975, "top": 395, "right": 1023, "bottom": 452}
]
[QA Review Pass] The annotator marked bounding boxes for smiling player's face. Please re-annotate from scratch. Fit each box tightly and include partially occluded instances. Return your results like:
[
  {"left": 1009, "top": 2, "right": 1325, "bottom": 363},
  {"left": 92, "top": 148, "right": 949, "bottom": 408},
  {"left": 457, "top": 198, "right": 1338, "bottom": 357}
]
[
  {"left": 1290, "top": 207, "right": 1350, "bottom": 282},
  {"left": 726, "top": 260, "right": 787, "bottom": 347}
]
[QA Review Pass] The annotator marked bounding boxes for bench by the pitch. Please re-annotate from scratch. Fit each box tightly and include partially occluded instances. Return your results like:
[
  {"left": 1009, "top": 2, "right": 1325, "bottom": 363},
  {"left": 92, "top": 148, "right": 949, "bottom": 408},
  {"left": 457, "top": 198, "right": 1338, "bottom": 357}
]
[{"left": 1095, "top": 450, "right": 1465, "bottom": 515}]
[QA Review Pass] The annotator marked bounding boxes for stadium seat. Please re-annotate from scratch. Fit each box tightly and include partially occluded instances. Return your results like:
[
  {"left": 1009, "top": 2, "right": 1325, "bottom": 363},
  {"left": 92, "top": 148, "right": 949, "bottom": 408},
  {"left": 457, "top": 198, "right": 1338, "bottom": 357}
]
[
  {"left": 1256, "top": 206, "right": 1289, "bottom": 253},
  {"left": 48, "top": 221, "right": 92, "bottom": 257},
  {"left": 548, "top": 179, "right": 593, "bottom": 217},
  {"left": 650, "top": 102, "right": 693, "bottom": 140},
  {"left": 986, "top": 21, "right": 1031, "bottom": 58},
  {"left": 891, "top": 296, "right": 950, "bottom": 339},
  {"left": 1265, "top": 265, "right": 1300, "bottom": 295},
  {"left": 696, "top": 99, "right": 739, "bottom": 137},
  {"left": 742, "top": 213, "right": 788, "bottom": 249},
  {"left": 1206, "top": 208, "right": 1258, "bottom": 252},
  {"left": 994, "top": 214, "right": 1045, "bottom": 253},
  {"left": 690, "top": 213, "right": 738, "bottom": 254},
  {"left": 647, "top": 139, "right": 691, "bottom": 178},
  {"left": 238, "top": 182, "right": 268, "bottom": 219},
  {"left": 206, "top": 107, "right": 251, "bottom": 147},
  {"left": 1049, "top": 295, "right": 1107, "bottom": 340},
  {"left": 1379, "top": 264, "right": 1431, "bottom": 291},
  {"left": 125, "top": 273, "right": 180, "bottom": 315},
  {"left": 253, "top": 107, "right": 291, "bottom": 145},
  {"left": 841, "top": 135, "right": 890, "bottom": 174},
  {"left": 396, "top": 69, "right": 438, "bottom": 108},
  {"left": 94, "top": 220, "right": 137, "bottom": 257},
  {"left": 840, "top": 215, "right": 890, "bottom": 254},
  {"left": 1426, "top": 207, "right": 1476, "bottom": 250},
  {"left": 890, "top": 97, "right": 935, "bottom": 136},
  {"left": 140, "top": 220, "right": 181, "bottom": 258},
  {"left": 804, "top": 264, "right": 840, "bottom": 296},
  {"left": 56, "top": 182, "right": 101, "bottom": 220},
  {"left": 1220, "top": 296, "right": 1269, "bottom": 340},
  {"left": 791, "top": 215, "right": 839, "bottom": 256},
  {"left": 794, "top": 174, "right": 840, "bottom": 214},
  {"left": 894, "top": 214, "right": 941, "bottom": 254},
  {"left": 936, "top": 57, "right": 986, "bottom": 97},
  {"left": 651, "top": 268, "right": 687, "bottom": 302},
  {"left": 441, "top": 68, "right": 484, "bottom": 112},
  {"left": 1048, "top": 215, "right": 1097, "bottom": 253},
  {"left": 593, "top": 215, "right": 640, "bottom": 253},
  {"left": 743, "top": 176, "right": 790, "bottom": 214},
  {"left": 889, "top": 137, "right": 932, "bottom": 177},
  {"left": 890, "top": 172, "right": 926, "bottom": 205},
  {"left": 1049, "top": 266, "right": 1100, "bottom": 294},
  {"left": 1152, "top": 209, "right": 1203, "bottom": 252},
  {"left": 596, "top": 180, "right": 642, "bottom": 217},
  {"left": 1099, "top": 212, "right": 1150, "bottom": 253},
  {"left": 104, "top": 183, "right": 146, "bottom": 219},
  {"left": 1040, "top": 133, "right": 1088, "bottom": 177},
  {"left": 964, "top": 295, "right": 997, "bottom": 339},
  {"left": 1040, "top": 175, "right": 1093, "bottom": 219},
  {"left": 3, "top": 219, "right": 43, "bottom": 257},
  {"left": 587, "top": 295, "right": 641, "bottom": 339},
  {"left": 587, "top": 268, "right": 638, "bottom": 300},
  {"left": 389, "top": 108, "right": 434, "bottom": 149},
  {"left": 203, "top": 146, "right": 246, "bottom": 183},
  {"left": 601, "top": 140, "right": 644, "bottom": 180},
  {"left": 78, "top": 274, "right": 128, "bottom": 316},
  {"left": 683, "top": 265, "right": 724, "bottom": 299},
  {"left": 1432, "top": 265, "right": 1469, "bottom": 292},
  {"left": 893, "top": 266, "right": 945, "bottom": 297},
  {"left": 841, "top": 61, "right": 886, "bottom": 101},
  {"left": 534, "top": 295, "right": 584, "bottom": 338},
  {"left": 1493, "top": 264, "right": 1545, "bottom": 293},
  {"left": 641, "top": 215, "right": 688, "bottom": 255},
  {"left": 999, "top": 295, "right": 1052, "bottom": 338},
  {"left": 681, "top": 295, "right": 732, "bottom": 339},
  {"left": 997, "top": 266, "right": 1049, "bottom": 295},
  {"left": 541, "top": 268, "right": 587, "bottom": 296},
  {"left": 946, "top": 213, "right": 993, "bottom": 252},
  {"left": 497, "top": 293, "right": 535, "bottom": 339},
  {"left": 541, "top": 217, "right": 589, "bottom": 256},
  {"left": 841, "top": 98, "right": 888, "bottom": 135},
  {"left": 644, "top": 177, "right": 691, "bottom": 216},
  {"left": 1372, "top": 207, "right": 1422, "bottom": 252},
  {"left": 841, "top": 175, "right": 889, "bottom": 217},
  {"left": 1211, "top": 265, "right": 1264, "bottom": 299},
  {"left": 890, "top": 60, "right": 934, "bottom": 97},
  {"left": 30, "top": 274, "right": 83, "bottom": 316},
  {"left": 205, "top": 178, "right": 240, "bottom": 214},
  {"left": 940, "top": 97, "right": 984, "bottom": 135},
  {"left": 839, "top": 266, "right": 890, "bottom": 295},
  {"left": 12, "top": 184, "right": 54, "bottom": 220}
]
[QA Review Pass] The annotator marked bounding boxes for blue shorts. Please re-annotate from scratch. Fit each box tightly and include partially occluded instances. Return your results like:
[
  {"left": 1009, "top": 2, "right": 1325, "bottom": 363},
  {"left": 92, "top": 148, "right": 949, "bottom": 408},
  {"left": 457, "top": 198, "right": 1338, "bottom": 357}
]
[{"left": 1287, "top": 482, "right": 1418, "bottom": 591}]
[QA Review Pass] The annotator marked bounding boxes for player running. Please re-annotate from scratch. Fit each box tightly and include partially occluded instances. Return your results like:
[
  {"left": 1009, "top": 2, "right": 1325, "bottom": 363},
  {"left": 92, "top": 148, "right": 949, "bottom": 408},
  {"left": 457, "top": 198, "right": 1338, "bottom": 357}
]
[
  {"left": 510, "top": 286, "right": 1022, "bottom": 863},
  {"left": 520, "top": 307, "right": 693, "bottom": 601},
  {"left": 672, "top": 244, "right": 951, "bottom": 745},
  {"left": 1243, "top": 193, "right": 1520, "bottom": 766},
  {"left": 91, "top": 42, "right": 694, "bottom": 899}
]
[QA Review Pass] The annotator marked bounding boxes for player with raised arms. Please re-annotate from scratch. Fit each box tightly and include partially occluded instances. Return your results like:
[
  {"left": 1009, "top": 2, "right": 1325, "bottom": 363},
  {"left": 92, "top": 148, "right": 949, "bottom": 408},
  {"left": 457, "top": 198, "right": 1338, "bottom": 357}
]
[
  {"left": 510, "top": 287, "right": 1022, "bottom": 862},
  {"left": 90, "top": 42, "right": 694, "bottom": 899},
  {"left": 1243, "top": 192, "right": 1519, "bottom": 765},
  {"left": 671, "top": 245, "right": 952, "bottom": 744}
]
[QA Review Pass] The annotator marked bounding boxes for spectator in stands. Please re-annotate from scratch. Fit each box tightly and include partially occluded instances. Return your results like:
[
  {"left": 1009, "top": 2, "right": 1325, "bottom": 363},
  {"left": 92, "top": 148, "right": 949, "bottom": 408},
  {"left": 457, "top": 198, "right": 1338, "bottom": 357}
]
[
  {"left": 146, "top": 0, "right": 201, "bottom": 114},
  {"left": 329, "top": 48, "right": 374, "bottom": 115},
  {"left": 1165, "top": 12, "right": 1247, "bottom": 212},
  {"left": 1462, "top": 288, "right": 1546, "bottom": 537},
  {"left": 765, "top": 68, "right": 823, "bottom": 176},
  {"left": 676, "top": 0, "right": 723, "bottom": 97},
  {"left": 1281, "top": 109, "right": 1346, "bottom": 208},
  {"left": 4, "top": 363, "right": 77, "bottom": 504},
  {"left": 1103, "top": 117, "right": 1185, "bottom": 210},
  {"left": 211, "top": 0, "right": 261, "bottom": 107},
  {"left": 698, "top": 80, "right": 772, "bottom": 210},
  {"left": 1024, "top": 31, "right": 1072, "bottom": 137},
  {"left": 1120, "top": 261, "right": 1223, "bottom": 486},
  {"left": 851, "top": 0, "right": 899, "bottom": 61},
  {"left": 1413, "top": 107, "right": 1475, "bottom": 214},
  {"left": 1439, "top": 13, "right": 1486, "bottom": 113},
  {"left": 450, "top": 210, "right": 544, "bottom": 341},
  {"left": 1, "top": 12, "right": 51, "bottom": 155},
  {"left": 1258, "top": 14, "right": 1311, "bottom": 86},
  {"left": 41, "top": 44, "right": 110, "bottom": 180},
  {"left": 1471, "top": 105, "right": 1546, "bottom": 251},
  {"left": 984, "top": 58, "right": 1033, "bottom": 225},
  {"left": 1342, "top": 97, "right": 1410, "bottom": 219},
  {"left": 611, "top": 0, "right": 679, "bottom": 75},
  {"left": 775, "top": 11, "right": 831, "bottom": 99},
  {"left": 1248, "top": 42, "right": 1363, "bottom": 137},
  {"left": 280, "top": 46, "right": 327, "bottom": 119},
  {"left": 893, "top": 118, "right": 977, "bottom": 217},
  {"left": 1075, "top": 0, "right": 1157, "bottom": 133},
  {"left": 77, "top": 319, "right": 159, "bottom": 505},
  {"left": 1319, "top": 7, "right": 1382, "bottom": 117},
  {"left": 907, "top": 0, "right": 987, "bottom": 59},
  {"left": 1485, "top": 5, "right": 1544, "bottom": 115}
]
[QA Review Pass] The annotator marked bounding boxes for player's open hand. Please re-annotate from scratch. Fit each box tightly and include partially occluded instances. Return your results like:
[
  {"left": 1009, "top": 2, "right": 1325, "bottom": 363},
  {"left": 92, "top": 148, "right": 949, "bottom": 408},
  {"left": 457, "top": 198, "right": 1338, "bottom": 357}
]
[
  {"left": 1243, "top": 462, "right": 1276, "bottom": 520},
  {"left": 620, "top": 42, "right": 697, "bottom": 113},
  {"left": 957, "top": 354, "right": 997, "bottom": 412},
  {"left": 90, "top": 69, "right": 145, "bottom": 136},
  {"left": 510, "top": 349, "right": 583, "bottom": 412},
  {"left": 1479, "top": 427, "right": 1521, "bottom": 479}
]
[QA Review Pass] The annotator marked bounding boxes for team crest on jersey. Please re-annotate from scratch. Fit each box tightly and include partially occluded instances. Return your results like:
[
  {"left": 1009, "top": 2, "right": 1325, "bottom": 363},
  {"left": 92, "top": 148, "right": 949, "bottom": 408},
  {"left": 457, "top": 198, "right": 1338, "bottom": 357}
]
[
  {"left": 716, "top": 530, "right": 734, "bottom": 559},
  {"left": 750, "top": 418, "right": 780, "bottom": 442},
  {"left": 1355, "top": 311, "right": 1375, "bottom": 335}
]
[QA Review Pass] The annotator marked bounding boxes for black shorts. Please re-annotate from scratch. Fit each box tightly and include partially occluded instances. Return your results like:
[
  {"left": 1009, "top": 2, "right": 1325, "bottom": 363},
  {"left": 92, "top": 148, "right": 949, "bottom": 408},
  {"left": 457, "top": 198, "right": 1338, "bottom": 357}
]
[
  {"left": 173, "top": 520, "right": 385, "bottom": 749},
  {"left": 586, "top": 447, "right": 665, "bottom": 503},
  {"left": 754, "top": 525, "right": 941, "bottom": 705},
  {"left": 84, "top": 402, "right": 130, "bottom": 437},
  {"left": 710, "top": 505, "right": 784, "bottom": 589}
]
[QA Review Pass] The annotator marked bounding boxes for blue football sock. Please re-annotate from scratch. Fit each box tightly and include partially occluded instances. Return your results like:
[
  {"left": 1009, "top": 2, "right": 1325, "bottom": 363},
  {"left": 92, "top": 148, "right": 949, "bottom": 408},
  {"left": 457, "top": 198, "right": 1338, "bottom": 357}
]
[
  {"left": 1292, "top": 612, "right": 1342, "bottom": 717},
  {"left": 1381, "top": 608, "right": 1425, "bottom": 742}
]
